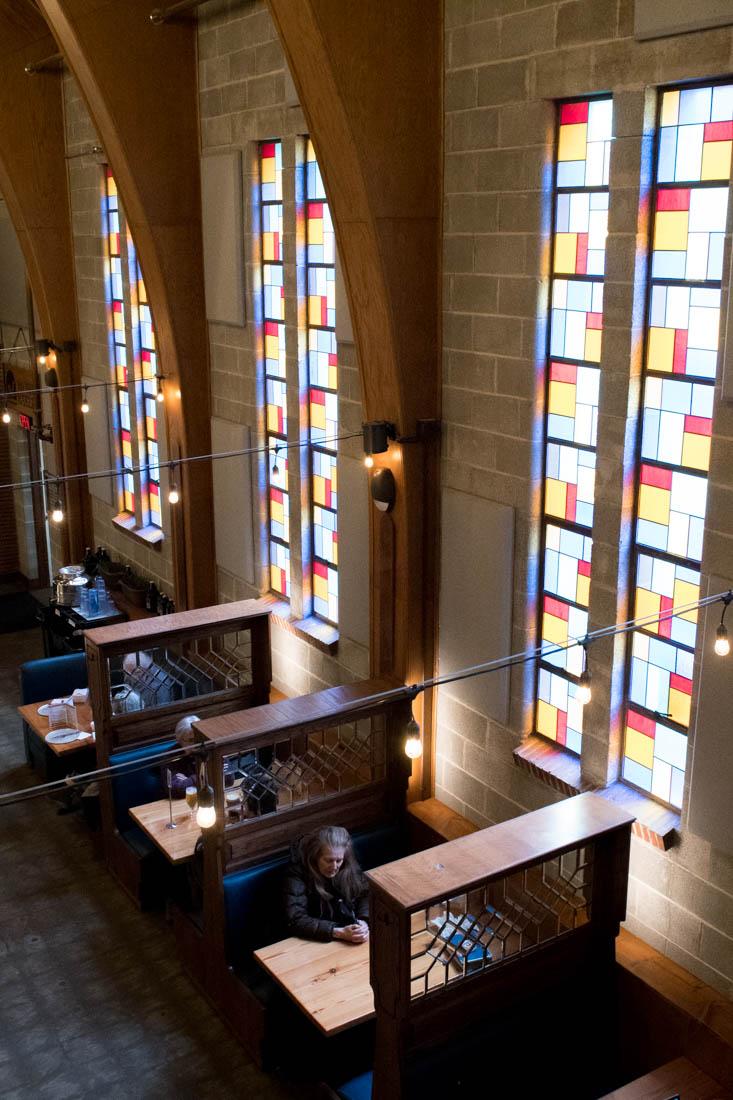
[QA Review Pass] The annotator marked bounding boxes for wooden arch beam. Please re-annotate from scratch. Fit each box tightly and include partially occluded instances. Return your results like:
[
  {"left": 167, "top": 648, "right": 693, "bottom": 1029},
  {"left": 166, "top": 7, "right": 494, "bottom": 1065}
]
[
  {"left": 267, "top": 1, "right": 443, "bottom": 790},
  {"left": 0, "top": 0, "right": 90, "bottom": 563},
  {"left": 37, "top": 0, "right": 216, "bottom": 609}
]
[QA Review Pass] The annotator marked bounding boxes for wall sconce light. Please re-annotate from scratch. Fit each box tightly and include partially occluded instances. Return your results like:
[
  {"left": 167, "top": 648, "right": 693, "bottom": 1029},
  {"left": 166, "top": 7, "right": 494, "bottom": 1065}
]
[
  {"left": 370, "top": 467, "right": 396, "bottom": 513},
  {"left": 714, "top": 591, "right": 732, "bottom": 657},
  {"left": 362, "top": 420, "right": 396, "bottom": 467},
  {"left": 35, "top": 338, "right": 76, "bottom": 370},
  {"left": 404, "top": 713, "right": 423, "bottom": 760}
]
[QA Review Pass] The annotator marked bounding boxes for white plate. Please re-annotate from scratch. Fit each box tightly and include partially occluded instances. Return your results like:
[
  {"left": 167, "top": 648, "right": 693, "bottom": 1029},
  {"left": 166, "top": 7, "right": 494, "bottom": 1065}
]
[
  {"left": 38, "top": 700, "right": 73, "bottom": 716},
  {"left": 47, "top": 728, "right": 80, "bottom": 744}
]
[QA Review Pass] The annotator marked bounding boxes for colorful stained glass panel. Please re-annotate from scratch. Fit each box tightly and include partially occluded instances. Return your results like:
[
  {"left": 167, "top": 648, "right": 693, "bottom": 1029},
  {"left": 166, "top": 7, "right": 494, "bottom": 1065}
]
[
  {"left": 543, "top": 523, "right": 593, "bottom": 607},
  {"left": 628, "top": 631, "right": 694, "bottom": 730},
  {"left": 547, "top": 361, "right": 599, "bottom": 447},
  {"left": 260, "top": 141, "right": 283, "bottom": 202},
  {"left": 651, "top": 186, "right": 728, "bottom": 281},
  {"left": 636, "top": 463, "right": 707, "bottom": 561},
  {"left": 270, "top": 539, "right": 290, "bottom": 598},
  {"left": 308, "top": 328, "right": 337, "bottom": 391},
  {"left": 557, "top": 98, "right": 613, "bottom": 188},
  {"left": 313, "top": 559, "right": 338, "bottom": 623},
  {"left": 540, "top": 595, "right": 588, "bottom": 675},
  {"left": 658, "top": 84, "right": 733, "bottom": 183},
  {"left": 622, "top": 707, "right": 686, "bottom": 805},
  {"left": 264, "top": 320, "right": 286, "bottom": 379},
  {"left": 550, "top": 279, "right": 604, "bottom": 363},
  {"left": 536, "top": 667, "right": 584, "bottom": 754},
  {"left": 544, "top": 442, "right": 596, "bottom": 527},
  {"left": 641, "top": 376, "right": 713, "bottom": 471},
  {"left": 647, "top": 285, "right": 721, "bottom": 380},
  {"left": 312, "top": 448, "right": 337, "bottom": 511},
  {"left": 554, "top": 192, "right": 609, "bottom": 275},
  {"left": 634, "top": 552, "right": 699, "bottom": 648}
]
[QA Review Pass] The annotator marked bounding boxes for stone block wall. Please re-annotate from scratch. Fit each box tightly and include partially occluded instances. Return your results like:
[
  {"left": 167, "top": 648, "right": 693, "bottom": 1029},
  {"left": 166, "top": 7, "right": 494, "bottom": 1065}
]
[{"left": 440, "top": 0, "right": 733, "bottom": 994}]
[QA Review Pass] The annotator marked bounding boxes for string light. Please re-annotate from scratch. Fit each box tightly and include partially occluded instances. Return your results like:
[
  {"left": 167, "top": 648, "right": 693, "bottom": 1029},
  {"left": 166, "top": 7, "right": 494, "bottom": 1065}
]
[
  {"left": 2, "top": 408, "right": 10, "bottom": 425},
  {"left": 80, "top": 387, "right": 90, "bottom": 415},
  {"left": 168, "top": 462, "right": 180, "bottom": 505},
  {"left": 714, "top": 591, "right": 732, "bottom": 657},
  {"left": 155, "top": 374, "right": 165, "bottom": 404},
  {"left": 195, "top": 760, "right": 216, "bottom": 828},
  {"left": 576, "top": 639, "right": 592, "bottom": 705},
  {"left": 364, "top": 455, "right": 374, "bottom": 469},
  {"left": 50, "top": 498, "right": 65, "bottom": 524},
  {"left": 272, "top": 444, "right": 280, "bottom": 478},
  {"left": 404, "top": 714, "right": 423, "bottom": 760}
]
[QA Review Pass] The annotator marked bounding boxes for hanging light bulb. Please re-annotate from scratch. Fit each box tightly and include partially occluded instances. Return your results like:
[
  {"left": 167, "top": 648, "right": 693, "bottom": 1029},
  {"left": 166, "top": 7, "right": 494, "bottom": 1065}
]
[
  {"left": 364, "top": 455, "right": 374, "bottom": 470},
  {"left": 50, "top": 498, "right": 65, "bottom": 524},
  {"left": 2, "top": 408, "right": 10, "bottom": 425},
  {"left": 404, "top": 714, "right": 423, "bottom": 760},
  {"left": 196, "top": 784, "right": 216, "bottom": 829},
  {"left": 168, "top": 462, "right": 180, "bottom": 505},
  {"left": 576, "top": 640, "right": 592, "bottom": 705},
  {"left": 80, "top": 387, "right": 90, "bottom": 415},
  {"left": 714, "top": 593, "right": 732, "bottom": 656},
  {"left": 155, "top": 375, "right": 165, "bottom": 404},
  {"left": 272, "top": 445, "right": 280, "bottom": 478}
]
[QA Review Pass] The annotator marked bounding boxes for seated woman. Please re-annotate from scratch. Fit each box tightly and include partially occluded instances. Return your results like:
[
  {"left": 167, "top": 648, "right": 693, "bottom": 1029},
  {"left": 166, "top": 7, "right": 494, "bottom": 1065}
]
[{"left": 283, "top": 825, "right": 369, "bottom": 943}]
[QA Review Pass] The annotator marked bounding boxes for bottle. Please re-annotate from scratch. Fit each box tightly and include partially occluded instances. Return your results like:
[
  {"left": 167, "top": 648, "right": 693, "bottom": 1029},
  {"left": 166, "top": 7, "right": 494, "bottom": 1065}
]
[
  {"left": 83, "top": 547, "right": 97, "bottom": 576},
  {"left": 145, "top": 582, "right": 159, "bottom": 613}
]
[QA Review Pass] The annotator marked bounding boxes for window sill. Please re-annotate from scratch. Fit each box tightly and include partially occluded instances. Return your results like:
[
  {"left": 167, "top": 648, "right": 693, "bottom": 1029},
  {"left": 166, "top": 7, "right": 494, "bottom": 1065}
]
[
  {"left": 513, "top": 737, "right": 679, "bottom": 851},
  {"left": 513, "top": 735, "right": 585, "bottom": 797},
  {"left": 113, "top": 513, "right": 164, "bottom": 549},
  {"left": 259, "top": 594, "right": 339, "bottom": 655},
  {"left": 595, "top": 782, "right": 679, "bottom": 851}
]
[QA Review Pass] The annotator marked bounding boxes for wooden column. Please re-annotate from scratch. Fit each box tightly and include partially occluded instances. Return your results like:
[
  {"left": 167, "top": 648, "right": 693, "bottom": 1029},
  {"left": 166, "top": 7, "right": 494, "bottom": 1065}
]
[
  {"left": 0, "top": 0, "right": 90, "bottom": 562},
  {"left": 267, "top": 0, "right": 443, "bottom": 796},
  {"left": 38, "top": 0, "right": 216, "bottom": 610}
]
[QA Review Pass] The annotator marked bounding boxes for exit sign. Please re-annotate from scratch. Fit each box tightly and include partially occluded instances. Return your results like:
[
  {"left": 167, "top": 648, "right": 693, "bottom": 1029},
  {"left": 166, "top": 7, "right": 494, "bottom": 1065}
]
[{"left": 18, "top": 413, "right": 33, "bottom": 431}]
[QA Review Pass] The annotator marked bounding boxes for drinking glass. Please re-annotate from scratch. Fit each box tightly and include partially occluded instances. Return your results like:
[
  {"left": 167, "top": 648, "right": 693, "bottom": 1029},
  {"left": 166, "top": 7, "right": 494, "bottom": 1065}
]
[{"left": 185, "top": 786, "right": 198, "bottom": 821}]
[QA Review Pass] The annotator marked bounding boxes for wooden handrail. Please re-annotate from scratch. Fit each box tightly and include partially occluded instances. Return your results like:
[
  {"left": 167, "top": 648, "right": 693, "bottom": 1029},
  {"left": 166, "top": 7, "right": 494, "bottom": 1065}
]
[
  {"left": 85, "top": 596, "right": 271, "bottom": 651},
  {"left": 368, "top": 793, "right": 635, "bottom": 911}
]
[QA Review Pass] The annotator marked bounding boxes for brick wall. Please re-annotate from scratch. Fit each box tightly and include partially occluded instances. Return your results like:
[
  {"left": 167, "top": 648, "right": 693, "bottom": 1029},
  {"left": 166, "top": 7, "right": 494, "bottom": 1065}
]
[{"left": 440, "top": 0, "right": 733, "bottom": 994}]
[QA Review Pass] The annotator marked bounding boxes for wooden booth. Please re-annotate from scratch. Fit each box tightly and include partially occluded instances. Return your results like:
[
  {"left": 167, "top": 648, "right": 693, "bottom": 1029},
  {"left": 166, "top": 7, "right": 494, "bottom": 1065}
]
[
  {"left": 84, "top": 599, "right": 273, "bottom": 905},
  {"left": 354, "top": 793, "right": 636, "bottom": 1099},
  {"left": 173, "top": 678, "right": 415, "bottom": 1065}
]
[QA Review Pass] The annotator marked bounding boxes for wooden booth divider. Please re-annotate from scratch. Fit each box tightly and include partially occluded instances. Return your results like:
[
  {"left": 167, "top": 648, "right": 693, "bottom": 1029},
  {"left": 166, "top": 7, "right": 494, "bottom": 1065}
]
[
  {"left": 84, "top": 599, "right": 273, "bottom": 904},
  {"left": 364, "top": 793, "right": 635, "bottom": 1099},
  {"left": 172, "top": 677, "right": 413, "bottom": 1061}
]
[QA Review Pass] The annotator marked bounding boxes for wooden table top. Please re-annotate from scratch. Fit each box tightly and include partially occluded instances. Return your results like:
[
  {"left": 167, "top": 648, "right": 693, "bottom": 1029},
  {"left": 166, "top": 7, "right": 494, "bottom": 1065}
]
[
  {"left": 254, "top": 936, "right": 374, "bottom": 1035},
  {"left": 128, "top": 798, "right": 201, "bottom": 864},
  {"left": 18, "top": 700, "right": 95, "bottom": 757}
]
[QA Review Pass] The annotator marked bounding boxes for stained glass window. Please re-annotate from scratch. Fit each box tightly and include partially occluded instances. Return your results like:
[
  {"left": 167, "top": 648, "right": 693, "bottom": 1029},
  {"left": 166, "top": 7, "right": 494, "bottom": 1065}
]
[
  {"left": 102, "top": 170, "right": 163, "bottom": 531},
  {"left": 104, "top": 170, "right": 135, "bottom": 515},
  {"left": 306, "top": 138, "right": 338, "bottom": 624},
  {"left": 534, "top": 96, "right": 613, "bottom": 752},
  {"left": 622, "top": 82, "right": 732, "bottom": 807},
  {"left": 259, "top": 141, "right": 290, "bottom": 599}
]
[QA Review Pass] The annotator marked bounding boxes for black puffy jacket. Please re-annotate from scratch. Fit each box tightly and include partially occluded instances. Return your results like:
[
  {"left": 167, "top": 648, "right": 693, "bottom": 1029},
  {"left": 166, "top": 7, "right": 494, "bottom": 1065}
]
[{"left": 282, "top": 841, "right": 369, "bottom": 942}]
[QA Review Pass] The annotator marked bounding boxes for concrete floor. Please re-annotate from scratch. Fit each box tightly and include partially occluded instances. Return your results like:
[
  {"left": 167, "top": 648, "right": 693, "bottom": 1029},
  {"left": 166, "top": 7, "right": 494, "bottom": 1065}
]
[{"left": 0, "top": 625, "right": 304, "bottom": 1099}]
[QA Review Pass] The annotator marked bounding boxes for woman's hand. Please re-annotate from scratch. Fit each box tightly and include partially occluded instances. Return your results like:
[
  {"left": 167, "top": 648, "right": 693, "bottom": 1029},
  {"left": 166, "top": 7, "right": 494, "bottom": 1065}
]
[{"left": 333, "top": 921, "right": 369, "bottom": 944}]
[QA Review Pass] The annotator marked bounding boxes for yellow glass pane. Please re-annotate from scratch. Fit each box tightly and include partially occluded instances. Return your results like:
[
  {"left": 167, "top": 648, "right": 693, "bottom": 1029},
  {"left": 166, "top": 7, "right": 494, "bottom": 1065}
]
[
  {"left": 270, "top": 564, "right": 282, "bottom": 590},
  {"left": 669, "top": 687, "right": 691, "bottom": 728},
  {"left": 271, "top": 500, "right": 283, "bottom": 525},
  {"left": 654, "top": 210, "right": 688, "bottom": 251},
  {"left": 585, "top": 327, "right": 602, "bottom": 363},
  {"left": 638, "top": 483, "right": 670, "bottom": 525},
  {"left": 536, "top": 699, "right": 557, "bottom": 740},
  {"left": 313, "top": 572, "right": 328, "bottom": 600},
  {"left": 544, "top": 479, "right": 567, "bottom": 518},
  {"left": 333, "top": 543, "right": 338, "bottom": 566},
  {"left": 625, "top": 726, "right": 654, "bottom": 770},
  {"left": 267, "top": 406, "right": 280, "bottom": 433},
  {"left": 701, "top": 140, "right": 732, "bottom": 182},
  {"left": 674, "top": 579, "right": 699, "bottom": 623},
  {"left": 554, "top": 234, "right": 577, "bottom": 274},
  {"left": 107, "top": 175, "right": 118, "bottom": 197},
  {"left": 635, "top": 586, "right": 661, "bottom": 630},
  {"left": 576, "top": 573, "right": 590, "bottom": 607},
  {"left": 313, "top": 474, "right": 325, "bottom": 505},
  {"left": 263, "top": 232, "right": 276, "bottom": 261},
  {"left": 308, "top": 219, "right": 324, "bottom": 245},
  {"left": 648, "top": 327, "right": 675, "bottom": 373},
  {"left": 681, "top": 432, "right": 710, "bottom": 472},
  {"left": 558, "top": 123, "right": 587, "bottom": 162},
  {"left": 542, "top": 612, "right": 568, "bottom": 646},
  {"left": 660, "top": 90, "right": 679, "bottom": 128},
  {"left": 310, "top": 402, "right": 326, "bottom": 430},
  {"left": 308, "top": 298, "right": 323, "bottom": 326},
  {"left": 549, "top": 380, "right": 576, "bottom": 417},
  {"left": 261, "top": 158, "right": 275, "bottom": 184},
  {"left": 265, "top": 333, "right": 279, "bottom": 360}
]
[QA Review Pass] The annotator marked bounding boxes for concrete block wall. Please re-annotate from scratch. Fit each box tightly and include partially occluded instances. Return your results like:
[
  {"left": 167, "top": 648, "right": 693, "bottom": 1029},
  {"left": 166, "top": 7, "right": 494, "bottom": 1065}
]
[
  {"left": 198, "top": 0, "right": 368, "bottom": 694},
  {"left": 441, "top": 0, "right": 733, "bottom": 994}
]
